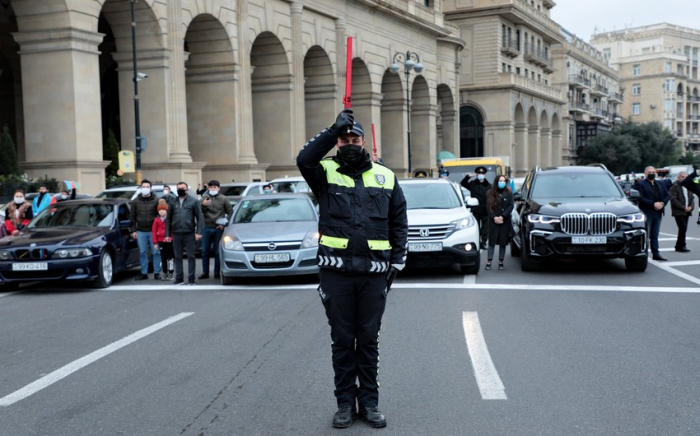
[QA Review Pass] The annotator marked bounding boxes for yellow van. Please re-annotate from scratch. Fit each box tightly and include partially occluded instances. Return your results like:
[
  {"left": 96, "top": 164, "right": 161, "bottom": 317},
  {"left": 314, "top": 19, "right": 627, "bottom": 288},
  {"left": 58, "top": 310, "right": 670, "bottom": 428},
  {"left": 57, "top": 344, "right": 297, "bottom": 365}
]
[{"left": 441, "top": 156, "right": 510, "bottom": 185}]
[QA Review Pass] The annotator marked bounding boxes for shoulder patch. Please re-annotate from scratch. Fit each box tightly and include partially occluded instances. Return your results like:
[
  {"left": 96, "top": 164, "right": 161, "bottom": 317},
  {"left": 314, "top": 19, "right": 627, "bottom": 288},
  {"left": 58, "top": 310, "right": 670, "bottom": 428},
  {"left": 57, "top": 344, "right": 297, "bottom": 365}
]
[{"left": 375, "top": 174, "right": 386, "bottom": 185}]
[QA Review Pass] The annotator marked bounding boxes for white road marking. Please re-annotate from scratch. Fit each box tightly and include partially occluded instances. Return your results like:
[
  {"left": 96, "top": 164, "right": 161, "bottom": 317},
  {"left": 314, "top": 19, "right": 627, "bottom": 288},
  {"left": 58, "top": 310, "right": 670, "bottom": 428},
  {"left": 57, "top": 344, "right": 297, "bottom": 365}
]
[
  {"left": 462, "top": 311, "right": 507, "bottom": 400},
  {"left": 0, "top": 312, "right": 194, "bottom": 407},
  {"left": 664, "top": 260, "right": 700, "bottom": 267},
  {"left": 659, "top": 232, "right": 700, "bottom": 240},
  {"left": 649, "top": 260, "right": 700, "bottom": 286},
  {"left": 0, "top": 291, "right": 21, "bottom": 298},
  {"left": 100, "top": 283, "right": 700, "bottom": 293},
  {"left": 463, "top": 274, "right": 476, "bottom": 285},
  {"left": 658, "top": 238, "right": 678, "bottom": 241}
]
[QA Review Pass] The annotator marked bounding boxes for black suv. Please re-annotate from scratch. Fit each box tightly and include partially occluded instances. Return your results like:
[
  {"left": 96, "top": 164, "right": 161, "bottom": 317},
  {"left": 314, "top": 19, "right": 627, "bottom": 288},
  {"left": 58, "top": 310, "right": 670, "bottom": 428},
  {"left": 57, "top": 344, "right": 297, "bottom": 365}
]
[{"left": 510, "top": 166, "right": 648, "bottom": 272}]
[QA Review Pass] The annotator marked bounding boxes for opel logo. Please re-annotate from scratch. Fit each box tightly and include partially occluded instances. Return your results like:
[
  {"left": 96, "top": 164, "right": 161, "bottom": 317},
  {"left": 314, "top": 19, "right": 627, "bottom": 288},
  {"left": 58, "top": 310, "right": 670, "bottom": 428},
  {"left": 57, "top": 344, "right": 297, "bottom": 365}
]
[
  {"left": 419, "top": 228, "right": 430, "bottom": 237},
  {"left": 268, "top": 242, "right": 277, "bottom": 251}
]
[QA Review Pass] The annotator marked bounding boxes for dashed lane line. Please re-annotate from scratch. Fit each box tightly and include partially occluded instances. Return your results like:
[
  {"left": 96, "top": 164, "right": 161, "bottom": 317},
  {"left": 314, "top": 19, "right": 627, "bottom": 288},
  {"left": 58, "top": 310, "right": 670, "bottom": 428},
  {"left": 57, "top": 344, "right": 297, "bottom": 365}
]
[
  {"left": 462, "top": 311, "right": 507, "bottom": 400},
  {"left": 0, "top": 312, "right": 194, "bottom": 407}
]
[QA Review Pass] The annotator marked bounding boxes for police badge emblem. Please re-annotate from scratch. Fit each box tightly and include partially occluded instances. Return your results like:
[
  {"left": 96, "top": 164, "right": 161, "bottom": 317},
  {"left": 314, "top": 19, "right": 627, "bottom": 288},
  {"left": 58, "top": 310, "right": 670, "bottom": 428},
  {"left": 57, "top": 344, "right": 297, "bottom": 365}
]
[{"left": 375, "top": 174, "right": 386, "bottom": 185}]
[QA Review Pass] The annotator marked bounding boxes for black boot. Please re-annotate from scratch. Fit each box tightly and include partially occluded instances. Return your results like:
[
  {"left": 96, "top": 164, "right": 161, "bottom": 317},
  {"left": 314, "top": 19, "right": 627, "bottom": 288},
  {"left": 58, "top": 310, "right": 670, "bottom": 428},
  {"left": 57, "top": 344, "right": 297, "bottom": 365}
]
[
  {"left": 359, "top": 406, "right": 386, "bottom": 428},
  {"left": 332, "top": 405, "right": 356, "bottom": 429}
]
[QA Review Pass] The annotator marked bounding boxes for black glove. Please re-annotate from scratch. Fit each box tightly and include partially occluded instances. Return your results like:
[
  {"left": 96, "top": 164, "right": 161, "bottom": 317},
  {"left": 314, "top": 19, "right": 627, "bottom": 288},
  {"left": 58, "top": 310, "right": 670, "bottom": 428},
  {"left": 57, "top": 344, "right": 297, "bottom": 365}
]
[
  {"left": 386, "top": 266, "right": 400, "bottom": 292},
  {"left": 330, "top": 109, "right": 354, "bottom": 138}
]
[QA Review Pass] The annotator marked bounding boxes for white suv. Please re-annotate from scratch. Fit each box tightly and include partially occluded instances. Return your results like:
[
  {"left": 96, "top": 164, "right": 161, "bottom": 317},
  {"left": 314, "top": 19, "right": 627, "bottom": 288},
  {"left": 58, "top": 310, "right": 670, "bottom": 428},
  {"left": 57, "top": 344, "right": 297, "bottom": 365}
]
[{"left": 399, "top": 178, "right": 481, "bottom": 274}]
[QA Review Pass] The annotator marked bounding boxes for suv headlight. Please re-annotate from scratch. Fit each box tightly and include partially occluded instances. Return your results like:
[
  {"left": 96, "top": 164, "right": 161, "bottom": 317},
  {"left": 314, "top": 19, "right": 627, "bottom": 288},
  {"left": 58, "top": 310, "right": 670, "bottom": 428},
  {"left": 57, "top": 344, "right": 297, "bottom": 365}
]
[
  {"left": 618, "top": 213, "right": 646, "bottom": 224},
  {"left": 0, "top": 250, "right": 12, "bottom": 260},
  {"left": 527, "top": 214, "right": 560, "bottom": 224},
  {"left": 451, "top": 216, "right": 476, "bottom": 230},
  {"left": 302, "top": 231, "right": 320, "bottom": 248},
  {"left": 52, "top": 248, "right": 92, "bottom": 259},
  {"left": 223, "top": 235, "right": 244, "bottom": 251}
]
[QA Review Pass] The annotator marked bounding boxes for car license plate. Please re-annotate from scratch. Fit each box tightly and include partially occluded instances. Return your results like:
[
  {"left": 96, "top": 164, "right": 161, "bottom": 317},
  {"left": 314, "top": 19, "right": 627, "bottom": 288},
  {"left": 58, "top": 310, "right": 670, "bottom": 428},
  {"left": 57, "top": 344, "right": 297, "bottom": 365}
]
[
  {"left": 12, "top": 262, "right": 48, "bottom": 271},
  {"left": 408, "top": 242, "right": 443, "bottom": 252},
  {"left": 571, "top": 236, "right": 607, "bottom": 244},
  {"left": 254, "top": 253, "right": 290, "bottom": 263}
]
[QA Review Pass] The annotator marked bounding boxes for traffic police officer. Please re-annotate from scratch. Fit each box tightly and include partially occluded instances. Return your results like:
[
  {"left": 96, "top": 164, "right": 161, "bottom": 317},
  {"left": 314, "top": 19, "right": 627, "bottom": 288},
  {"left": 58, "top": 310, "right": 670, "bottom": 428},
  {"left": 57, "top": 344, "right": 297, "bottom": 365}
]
[{"left": 297, "top": 108, "right": 408, "bottom": 429}]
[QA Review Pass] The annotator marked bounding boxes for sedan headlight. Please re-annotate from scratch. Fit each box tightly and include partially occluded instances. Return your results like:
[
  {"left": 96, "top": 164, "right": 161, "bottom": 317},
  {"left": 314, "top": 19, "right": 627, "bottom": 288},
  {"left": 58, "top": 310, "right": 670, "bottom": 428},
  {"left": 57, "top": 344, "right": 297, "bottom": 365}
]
[
  {"left": 618, "top": 213, "right": 646, "bottom": 224},
  {"left": 0, "top": 250, "right": 12, "bottom": 260},
  {"left": 527, "top": 214, "right": 561, "bottom": 224},
  {"left": 223, "top": 235, "right": 244, "bottom": 251},
  {"left": 451, "top": 216, "right": 476, "bottom": 230},
  {"left": 302, "top": 231, "right": 320, "bottom": 248},
  {"left": 52, "top": 248, "right": 92, "bottom": 259}
]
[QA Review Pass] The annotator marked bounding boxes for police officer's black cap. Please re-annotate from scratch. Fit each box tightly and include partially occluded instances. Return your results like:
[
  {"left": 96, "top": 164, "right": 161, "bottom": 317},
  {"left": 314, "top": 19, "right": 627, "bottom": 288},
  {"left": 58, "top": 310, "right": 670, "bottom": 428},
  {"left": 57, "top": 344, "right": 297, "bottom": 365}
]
[
  {"left": 475, "top": 166, "right": 487, "bottom": 174},
  {"left": 342, "top": 120, "right": 364, "bottom": 137}
]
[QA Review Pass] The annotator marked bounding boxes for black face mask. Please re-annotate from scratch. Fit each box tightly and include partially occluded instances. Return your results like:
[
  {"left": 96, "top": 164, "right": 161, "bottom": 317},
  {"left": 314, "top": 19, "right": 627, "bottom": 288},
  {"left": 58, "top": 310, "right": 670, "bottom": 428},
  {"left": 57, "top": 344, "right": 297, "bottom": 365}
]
[
  {"left": 337, "top": 144, "right": 366, "bottom": 168},
  {"left": 647, "top": 173, "right": 656, "bottom": 181},
  {"left": 177, "top": 189, "right": 187, "bottom": 197}
]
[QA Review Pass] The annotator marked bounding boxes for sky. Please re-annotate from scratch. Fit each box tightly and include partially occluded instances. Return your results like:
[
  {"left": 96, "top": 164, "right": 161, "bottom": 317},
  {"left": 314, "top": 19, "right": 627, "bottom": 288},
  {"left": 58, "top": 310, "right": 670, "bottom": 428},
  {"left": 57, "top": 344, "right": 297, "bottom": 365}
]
[{"left": 550, "top": 1, "right": 699, "bottom": 42}]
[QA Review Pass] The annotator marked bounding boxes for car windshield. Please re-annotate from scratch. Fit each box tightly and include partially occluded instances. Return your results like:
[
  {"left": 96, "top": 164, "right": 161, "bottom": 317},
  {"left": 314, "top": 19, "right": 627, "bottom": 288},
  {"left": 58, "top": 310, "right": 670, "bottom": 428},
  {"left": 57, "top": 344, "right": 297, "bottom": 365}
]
[
  {"left": 29, "top": 203, "right": 115, "bottom": 228},
  {"left": 233, "top": 198, "right": 315, "bottom": 223},
  {"left": 221, "top": 186, "right": 247, "bottom": 196},
  {"left": 272, "top": 180, "right": 311, "bottom": 193},
  {"left": 95, "top": 190, "right": 134, "bottom": 199},
  {"left": 445, "top": 165, "right": 499, "bottom": 185},
  {"left": 532, "top": 173, "right": 622, "bottom": 199},
  {"left": 401, "top": 183, "right": 463, "bottom": 209}
]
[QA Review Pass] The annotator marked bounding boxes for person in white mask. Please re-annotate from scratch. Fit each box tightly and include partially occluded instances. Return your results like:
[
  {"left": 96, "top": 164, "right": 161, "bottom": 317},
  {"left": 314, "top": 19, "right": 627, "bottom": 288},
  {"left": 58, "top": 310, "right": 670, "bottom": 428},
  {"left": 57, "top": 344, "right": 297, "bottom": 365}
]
[
  {"left": 129, "top": 179, "right": 162, "bottom": 280},
  {"left": 4, "top": 189, "right": 33, "bottom": 236}
]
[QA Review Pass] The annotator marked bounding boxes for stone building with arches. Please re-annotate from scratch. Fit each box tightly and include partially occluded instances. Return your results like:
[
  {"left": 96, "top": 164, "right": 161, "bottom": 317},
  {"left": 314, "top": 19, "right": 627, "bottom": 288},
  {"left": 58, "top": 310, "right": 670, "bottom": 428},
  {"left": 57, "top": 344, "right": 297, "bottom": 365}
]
[{"left": 0, "top": 0, "right": 464, "bottom": 193}]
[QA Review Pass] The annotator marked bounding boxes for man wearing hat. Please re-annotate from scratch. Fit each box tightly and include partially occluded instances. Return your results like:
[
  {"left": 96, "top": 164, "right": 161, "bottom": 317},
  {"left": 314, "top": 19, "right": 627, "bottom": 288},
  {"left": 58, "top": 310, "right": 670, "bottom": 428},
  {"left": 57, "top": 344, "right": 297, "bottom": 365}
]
[
  {"left": 461, "top": 167, "right": 491, "bottom": 248},
  {"left": 199, "top": 180, "right": 232, "bottom": 279},
  {"left": 32, "top": 183, "right": 56, "bottom": 216},
  {"left": 297, "top": 108, "right": 408, "bottom": 429}
]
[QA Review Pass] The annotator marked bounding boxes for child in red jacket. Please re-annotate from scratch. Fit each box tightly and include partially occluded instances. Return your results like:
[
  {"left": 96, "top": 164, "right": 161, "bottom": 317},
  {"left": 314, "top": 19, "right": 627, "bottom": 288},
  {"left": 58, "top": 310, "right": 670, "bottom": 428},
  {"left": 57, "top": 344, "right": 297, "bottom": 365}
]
[{"left": 152, "top": 199, "right": 174, "bottom": 280}]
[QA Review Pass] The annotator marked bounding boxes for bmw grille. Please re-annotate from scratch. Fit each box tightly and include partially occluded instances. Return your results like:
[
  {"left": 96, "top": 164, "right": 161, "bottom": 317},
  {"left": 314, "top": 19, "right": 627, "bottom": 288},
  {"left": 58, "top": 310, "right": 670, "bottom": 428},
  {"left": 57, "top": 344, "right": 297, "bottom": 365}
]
[{"left": 560, "top": 213, "right": 617, "bottom": 235}]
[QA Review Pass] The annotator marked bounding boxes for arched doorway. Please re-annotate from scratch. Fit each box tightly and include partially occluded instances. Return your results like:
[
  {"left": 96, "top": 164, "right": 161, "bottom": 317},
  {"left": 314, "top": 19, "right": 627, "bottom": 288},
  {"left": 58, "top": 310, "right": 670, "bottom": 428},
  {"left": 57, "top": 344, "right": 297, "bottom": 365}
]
[
  {"left": 380, "top": 69, "right": 404, "bottom": 171},
  {"left": 411, "top": 75, "right": 432, "bottom": 171},
  {"left": 459, "top": 105, "right": 484, "bottom": 158},
  {"left": 250, "top": 31, "right": 292, "bottom": 174},
  {"left": 184, "top": 14, "right": 236, "bottom": 179},
  {"left": 0, "top": 3, "right": 20, "bottom": 163},
  {"left": 304, "top": 46, "right": 335, "bottom": 140},
  {"left": 436, "top": 84, "right": 457, "bottom": 158},
  {"left": 98, "top": 12, "right": 120, "bottom": 177}
]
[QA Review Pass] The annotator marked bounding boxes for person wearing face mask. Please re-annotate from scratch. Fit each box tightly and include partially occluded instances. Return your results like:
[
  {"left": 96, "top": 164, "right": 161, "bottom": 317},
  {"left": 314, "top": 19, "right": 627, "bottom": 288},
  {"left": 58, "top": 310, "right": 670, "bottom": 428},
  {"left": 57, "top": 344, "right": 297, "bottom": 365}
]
[
  {"left": 669, "top": 172, "right": 694, "bottom": 253},
  {"left": 130, "top": 179, "right": 162, "bottom": 280},
  {"left": 166, "top": 182, "right": 204, "bottom": 285},
  {"left": 633, "top": 166, "right": 670, "bottom": 261},
  {"left": 460, "top": 166, "right": 491, "bottom": 249},
  {"left": 4, "top": 189, "right": 33, "bottom": 236},
  {"left": 297, "top": 108, "right": 408, "bottom": 429},
  {"left": 485, "top": 175, "right": 513, "bottom": 270},
  {"left": 199, "top": 180, "right": 232, "bottom": 280},
  {"left": 32, "top": 184, "right": 56, "bottom": 216}
]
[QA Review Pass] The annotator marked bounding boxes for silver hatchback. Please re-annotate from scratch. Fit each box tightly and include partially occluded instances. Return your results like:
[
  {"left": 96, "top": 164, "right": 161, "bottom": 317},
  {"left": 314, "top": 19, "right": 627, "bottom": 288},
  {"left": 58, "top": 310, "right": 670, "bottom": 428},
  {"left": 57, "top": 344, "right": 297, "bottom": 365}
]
[{"left": 219, "top": 193, "right": 319, "bottom": 284}]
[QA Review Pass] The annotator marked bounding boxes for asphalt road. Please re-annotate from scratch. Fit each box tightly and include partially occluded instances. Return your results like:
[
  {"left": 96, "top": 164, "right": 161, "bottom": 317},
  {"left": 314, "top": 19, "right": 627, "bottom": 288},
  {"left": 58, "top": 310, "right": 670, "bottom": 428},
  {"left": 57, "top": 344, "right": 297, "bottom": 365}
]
[{"left": 2, "top": 217, "right": 700, "bottom": 435}]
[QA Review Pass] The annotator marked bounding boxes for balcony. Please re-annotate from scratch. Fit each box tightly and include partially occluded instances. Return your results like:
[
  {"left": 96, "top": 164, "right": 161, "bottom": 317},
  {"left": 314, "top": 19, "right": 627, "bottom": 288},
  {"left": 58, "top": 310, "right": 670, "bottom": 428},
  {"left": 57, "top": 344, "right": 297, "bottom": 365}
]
[
  {"left": 523, "top": 47, "right": 554, "bottom": 73},
  {"left": 497, "top": 72, "right": 563, "bottom": 101},
  {"left": 590, "top": 107, "right": 608, "bottom": 119},
  {"left": 500, "top": 39, "right": 520, "bottom": 58},
  {"left": 677, "top": 130, "right": 684, "bottom": 137},
  {"left": 688, "top": 95, "right": 700, "bottom": 103},
  {"left": 569, "top": 74, "right": 591, "bottom": 89},
  {"left": 689, "top": 114, "right": 699, "bottom": 121},
  {"left": 568, "top": 102, "right": 590, "bottom": 113},
  {"left": 608, "top": 92, "right": 624, "bottom": 103}
]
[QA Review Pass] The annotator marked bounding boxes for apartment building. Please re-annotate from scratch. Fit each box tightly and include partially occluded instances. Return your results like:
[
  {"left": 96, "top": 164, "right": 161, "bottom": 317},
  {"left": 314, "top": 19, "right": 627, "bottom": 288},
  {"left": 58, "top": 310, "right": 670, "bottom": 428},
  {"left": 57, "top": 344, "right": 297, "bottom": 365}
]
[
  {"left": 443, "top": 0, "right": 568, "bottom": 176},
  {"left": 551, "top": 30, "right": 623, "bottom": 163},
  {"left": 591, "top": 23, "right": 700, "bottom": 153}
]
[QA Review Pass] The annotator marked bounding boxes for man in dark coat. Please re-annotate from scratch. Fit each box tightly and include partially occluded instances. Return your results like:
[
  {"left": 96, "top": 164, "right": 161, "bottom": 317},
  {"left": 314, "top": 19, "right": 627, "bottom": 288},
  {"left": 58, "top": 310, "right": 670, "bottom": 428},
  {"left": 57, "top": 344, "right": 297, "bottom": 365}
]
[
  {"left": 633, "top": 166, "right": 670, "bottom": 261},
  {"left": 461, "top": 166, "right": 491, "bottom": 248},
  {"left": 669, "top": 171, "right": 694, "bottom": 253}
]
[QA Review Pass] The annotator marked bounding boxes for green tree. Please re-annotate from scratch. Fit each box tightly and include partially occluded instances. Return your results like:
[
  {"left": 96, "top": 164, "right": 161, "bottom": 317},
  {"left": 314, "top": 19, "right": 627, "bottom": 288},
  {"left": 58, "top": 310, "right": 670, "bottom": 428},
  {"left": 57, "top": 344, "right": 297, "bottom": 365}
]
[
  {"left": 0, "top": 125, "right": 19, "bottom": 176},
  {"left": 103, "top": 129, "right": 120, "bottom": 178},
  {"left": 578, "top": 121, "right": 679, "bottom": 173}
]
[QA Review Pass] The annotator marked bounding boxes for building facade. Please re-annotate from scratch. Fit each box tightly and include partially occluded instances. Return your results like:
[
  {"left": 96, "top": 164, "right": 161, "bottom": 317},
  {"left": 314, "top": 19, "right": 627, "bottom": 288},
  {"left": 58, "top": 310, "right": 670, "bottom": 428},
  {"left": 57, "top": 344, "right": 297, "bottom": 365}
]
[
  {"left": 443, "top": 0, "right": 568, "bottom": 176},
  {"left": 552, "top": 30, "right": 622, "bottom": 163},
  {"left": 0, "top": 0, "right": 464, "bottom": 193},
  {"left": 591, "top": 23, "right": 700, "bottom": 153}
]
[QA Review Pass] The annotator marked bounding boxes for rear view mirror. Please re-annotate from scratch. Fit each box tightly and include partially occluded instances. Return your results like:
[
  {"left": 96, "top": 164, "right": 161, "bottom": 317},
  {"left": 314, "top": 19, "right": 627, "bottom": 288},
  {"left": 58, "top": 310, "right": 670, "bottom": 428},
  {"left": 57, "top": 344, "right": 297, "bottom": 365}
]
[
  {"left": 119, "top": 219, "right": 133, "bottom": 228},
  {"left": 466, "top": 198, "right": 479, "bottom": 208},
  {"left": 628, "top": 189, "right": 640, "bottom": 199}
]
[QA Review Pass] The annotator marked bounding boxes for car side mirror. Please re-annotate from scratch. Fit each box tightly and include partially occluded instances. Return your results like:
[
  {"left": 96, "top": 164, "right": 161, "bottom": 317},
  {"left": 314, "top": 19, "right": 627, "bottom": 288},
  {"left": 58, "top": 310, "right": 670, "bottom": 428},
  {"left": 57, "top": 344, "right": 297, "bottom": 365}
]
[
  {"left": 628, "top": 189, "right": 640, "bottom": 199},
  {"left": 513, "top": 192, "right": 523, "bottom": 201},
  {"left": 119, "top": 219, "right": 133, "bottom": 228},
  {"left": 466, "top": 198, "right": 479, "bottom": 208}
]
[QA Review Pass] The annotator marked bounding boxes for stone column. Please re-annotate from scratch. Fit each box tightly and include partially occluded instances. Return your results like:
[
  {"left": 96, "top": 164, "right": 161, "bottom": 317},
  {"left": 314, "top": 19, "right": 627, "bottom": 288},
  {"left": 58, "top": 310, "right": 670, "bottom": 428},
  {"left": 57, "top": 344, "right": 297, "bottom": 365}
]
[
  {"left": 540, "top": 127, "right": 552, "bottom": 166},
  {"left": 381, "top": 96, "right": 407, "bottom": 175},
  {"left": 14, "top": 28, "right": 108, "bottom": 194},
  {"left": 411, "top": 102, "right": 438, "bottom": 171},
  {"left": 527, "top": 126, "right": 540, "bottom": 170},
  {"left": 290, "top": 1, "right": 306, "bottom": 160},
  {"left": 514, "top": 123, "right": 528, "bottom": 176},
  {"left": 440, "top": 109, "right": 457, "bottom": 157},
  {"left": 236, "top": 0, "right": 257, "bottom": 164},
  {"left": 551, "top": 129, "right": 563, "bottom": 166},
  {"left": 166, "top": 0, "right": 191, "bottom": 162}
]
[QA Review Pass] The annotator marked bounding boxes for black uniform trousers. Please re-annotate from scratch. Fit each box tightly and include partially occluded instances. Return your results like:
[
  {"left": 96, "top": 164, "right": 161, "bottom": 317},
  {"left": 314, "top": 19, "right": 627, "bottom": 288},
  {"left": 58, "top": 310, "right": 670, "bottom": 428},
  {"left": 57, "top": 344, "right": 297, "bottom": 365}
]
[
  {"left": 319, "top": 268, "right": 387, "bottom": 408},
  {"left": 475, "top": 213, "right": 488, "bottom": 247},
  {"left": 173, "top": 232, "right": 196, "bottom": 283}
]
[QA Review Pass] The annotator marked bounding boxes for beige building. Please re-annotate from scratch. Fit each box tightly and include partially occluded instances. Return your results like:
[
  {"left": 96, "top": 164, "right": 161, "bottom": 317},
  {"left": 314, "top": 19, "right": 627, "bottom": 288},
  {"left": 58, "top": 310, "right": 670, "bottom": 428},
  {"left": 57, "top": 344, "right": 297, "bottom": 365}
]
[
  {"left": 0, "top": 0, "right": 465, "bottom": 194},
  {"left": 552, "top": 29, "right": 622, "bottom": 163},
  {"left": 443, "top": 0, "right": 568, "bottom": 176},
  {"left": 591, "top": 23, "right": 700, "bottom": 153}
]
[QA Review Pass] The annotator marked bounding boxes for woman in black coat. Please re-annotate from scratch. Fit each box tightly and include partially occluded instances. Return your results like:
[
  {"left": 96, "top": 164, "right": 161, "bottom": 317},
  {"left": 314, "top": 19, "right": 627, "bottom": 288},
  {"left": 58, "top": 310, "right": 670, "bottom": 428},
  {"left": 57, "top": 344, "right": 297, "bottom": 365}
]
[{"left": 485, "top": 175, "right": 514, "bottom": 270}]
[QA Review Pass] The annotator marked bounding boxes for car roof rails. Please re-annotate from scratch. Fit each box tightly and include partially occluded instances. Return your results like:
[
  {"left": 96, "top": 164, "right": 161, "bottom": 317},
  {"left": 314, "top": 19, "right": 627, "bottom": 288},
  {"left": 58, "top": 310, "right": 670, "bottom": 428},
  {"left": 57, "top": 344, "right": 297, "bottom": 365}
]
[{"left": 585, "top": 163, "right": 609, "bottom": 171}]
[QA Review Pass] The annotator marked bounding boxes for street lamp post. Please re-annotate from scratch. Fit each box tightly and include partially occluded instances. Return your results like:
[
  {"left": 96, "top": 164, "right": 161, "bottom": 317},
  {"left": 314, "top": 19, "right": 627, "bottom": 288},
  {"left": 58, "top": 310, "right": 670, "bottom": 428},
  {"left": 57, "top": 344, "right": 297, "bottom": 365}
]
[
  {"left": 130, "top": 0, "right": 143, "bottom": 185},
  {"left": 390, "top": 51, "right": 423, "bottom": 176}
]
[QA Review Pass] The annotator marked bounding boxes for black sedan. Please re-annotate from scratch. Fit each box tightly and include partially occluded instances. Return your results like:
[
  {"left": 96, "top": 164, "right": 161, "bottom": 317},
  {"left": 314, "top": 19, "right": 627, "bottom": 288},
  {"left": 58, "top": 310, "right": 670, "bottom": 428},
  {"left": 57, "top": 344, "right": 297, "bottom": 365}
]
[{"left": 0, "top": 199, "right": 140, "bottom": 290}]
